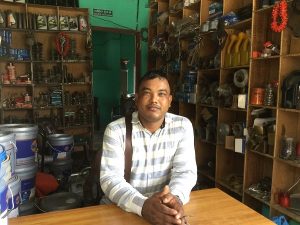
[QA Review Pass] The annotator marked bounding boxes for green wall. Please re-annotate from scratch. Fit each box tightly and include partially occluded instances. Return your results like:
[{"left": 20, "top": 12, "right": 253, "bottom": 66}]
[{"left": 79, "top": 0, "right": 149, "bottom": 129}]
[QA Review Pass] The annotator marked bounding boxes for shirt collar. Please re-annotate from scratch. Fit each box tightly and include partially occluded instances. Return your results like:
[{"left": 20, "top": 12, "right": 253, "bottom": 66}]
[{"left": 132, "top": 111, "right": 172, "bottom": 128}]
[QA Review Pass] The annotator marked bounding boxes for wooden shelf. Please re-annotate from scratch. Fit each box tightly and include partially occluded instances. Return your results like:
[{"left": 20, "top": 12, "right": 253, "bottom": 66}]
[
  {"left": 217, "top": 179, "right": 243, "bottom": 197},
  {"left": 225, "top": 18, "right": 252, "bottom": 30},
  {"left": 244, "top": 189, "right": 271, "bottom": 206}
]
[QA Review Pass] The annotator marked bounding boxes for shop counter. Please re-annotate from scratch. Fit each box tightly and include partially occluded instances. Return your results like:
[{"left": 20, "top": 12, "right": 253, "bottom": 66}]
[{"left": 9, "top": 188, "right": 275, "bottom": 225}]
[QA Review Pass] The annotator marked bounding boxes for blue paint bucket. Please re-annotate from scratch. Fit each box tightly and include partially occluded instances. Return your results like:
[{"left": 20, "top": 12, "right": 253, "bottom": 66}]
[
  {"left": 7, "top": 175, "right": 21, "bottom": 218},
  {"left": 0, "top": 124, "right": 38, "bottom": 166},
  {"left": 15, "top": 163, "right": 37, "bottom": 203},
  {"left": 0, "top": 132, "right": 16, "bottom": 176},
  {"left": 47, "top": 134, "right": 74, "bottom": 160}
]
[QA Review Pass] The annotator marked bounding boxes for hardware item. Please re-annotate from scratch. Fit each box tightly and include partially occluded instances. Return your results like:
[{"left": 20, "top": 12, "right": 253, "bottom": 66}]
[
  {"left": 69, "top": 16, "right": 78, "bottom": 31},
  {"left": 264, "top": 83, "right": 275, "bottom": 106},
  {"left": 78, "top": 15, "right": 87, "bottom": 31},
  {"left": 48, "top": 15, "right": 58, "bottom": 30},
  {"left": 281, "top": 137, "right": 296, "bottom": 160},
  {"left": 250, "top": 88, "right": 265, "bottom": 105},
  {"left": 281, "top": 70, "right": 300, "bottom": 109},
  {"left": 59, "top": 15, "right": 69, "bottom": 30},
  {"left": 234, "top": 69, "right": 248, "bottom": 88},
  {"left": 36, "top": 14, "right": 47, "bottom": 30}
]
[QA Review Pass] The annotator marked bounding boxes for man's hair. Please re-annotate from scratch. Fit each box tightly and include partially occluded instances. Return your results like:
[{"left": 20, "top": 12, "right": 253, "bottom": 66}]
[{"left": 137, "top": 70, "right": 168, "bottom": 91}]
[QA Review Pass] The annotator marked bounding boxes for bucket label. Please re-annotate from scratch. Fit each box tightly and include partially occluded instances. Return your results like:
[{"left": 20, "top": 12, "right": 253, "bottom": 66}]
[
  {"left": 7, "top": 192, "right": 21, "bottom": 210},
  {"left": 20, "top": 177, "right": 35, "bottom": 202},
  {"left": 16, "top": 139, "right": 37, "bottom": 164},
  {"left": 0, "top": 186, "right": 8, "bottom": 213},
  {"left": 52, "top": 143, "right": 73, "bottom": 160}
]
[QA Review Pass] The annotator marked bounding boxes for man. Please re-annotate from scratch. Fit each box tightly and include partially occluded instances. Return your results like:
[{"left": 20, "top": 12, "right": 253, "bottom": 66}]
[{"left": 100, "top": 71, "right": 197, "bottom": 225}]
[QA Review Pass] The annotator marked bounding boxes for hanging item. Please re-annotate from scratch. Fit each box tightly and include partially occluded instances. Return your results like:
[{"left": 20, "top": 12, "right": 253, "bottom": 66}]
[
  {"left": 55, "top": 32, "right": 70, "bottom": 57},
  {"left": 271, "top": 0, "right": 288, "bottom": 32}
]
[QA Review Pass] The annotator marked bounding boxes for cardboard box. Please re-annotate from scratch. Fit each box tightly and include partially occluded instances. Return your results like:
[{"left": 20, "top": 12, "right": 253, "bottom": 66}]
[
  {"left": 238, "top": 94, "right": 247, "bottom": 109},
  {"left": 235, "top": 138, "right": 245, "bottom": 154},
  {"left": 225, "top": 136, "right": 235, "bottom": 151}
]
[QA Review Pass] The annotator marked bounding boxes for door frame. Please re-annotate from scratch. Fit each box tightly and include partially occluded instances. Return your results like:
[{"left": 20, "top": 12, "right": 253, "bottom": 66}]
[{"left": 91, "top": 26, "right": 141, "bottom": 91}]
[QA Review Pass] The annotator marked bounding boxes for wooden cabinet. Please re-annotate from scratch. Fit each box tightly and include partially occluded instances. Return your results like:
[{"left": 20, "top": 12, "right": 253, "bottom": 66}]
[
  {"left": 148, "top": 0, "right": 300, "bottom": 222},
  {"left": 0, "top": 2, "right": 93, "bottom": 149}
]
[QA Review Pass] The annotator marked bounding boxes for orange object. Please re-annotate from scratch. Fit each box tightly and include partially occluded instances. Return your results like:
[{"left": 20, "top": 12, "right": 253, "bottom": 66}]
[
  {"left": 35, "top": 172, "right": 59, "bottom": 197},
  {"left": 251, "top": 88, "right": 265, "bottom": 105}
]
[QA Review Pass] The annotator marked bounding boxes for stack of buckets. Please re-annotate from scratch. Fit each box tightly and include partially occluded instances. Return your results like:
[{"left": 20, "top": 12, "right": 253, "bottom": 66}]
[
  {"left": 0, "top": 124, "right": 38, "bottom": 222},
  {"left": 47, "top": 134, "right": 74, "bottom": 189}
]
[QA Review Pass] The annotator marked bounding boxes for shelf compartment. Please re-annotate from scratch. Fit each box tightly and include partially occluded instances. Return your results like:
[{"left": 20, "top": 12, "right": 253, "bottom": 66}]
[
  {"left": 216, "top": 146, "right": 244, "bottom": 193},
  {"left": 244, "top": 191, "right": 271, "bottom": 218},
  {"left": 245, "top": 189, "right": 271, "bottom": 206},
  {"left": 252, "top": 7, "right": 281, "bottom": 55},
  {"left": 216, "top": 179, "right": 243, "bottom": 197},
  {"left": 272, "top": 204, "right": 300, "bottom": 222},
  {"left": 225, "top": 18, "right": 252, "bottom": 31},
  {"left": 244, "top": 151, "right": 273, "bottom": 200}
]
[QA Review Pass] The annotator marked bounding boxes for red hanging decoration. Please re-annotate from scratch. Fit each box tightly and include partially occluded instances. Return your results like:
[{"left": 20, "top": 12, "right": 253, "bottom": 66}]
[
  {"left": 271, "top": 0, "right": 288, "bottom": 33},
  {"left": 55, "top": 32, "right": 70, "bottom": 57}
]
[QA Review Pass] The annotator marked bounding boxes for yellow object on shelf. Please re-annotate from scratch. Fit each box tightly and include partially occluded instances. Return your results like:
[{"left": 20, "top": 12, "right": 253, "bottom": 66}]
[
  {"left": 240, "top": 31, "right": 251, "bottom": 65},
  {"left": 224, "top": 34, "right": 237, "bottom": 67},
  {"left": 232, "top": 32, "right": 246, "bottom": 67}
]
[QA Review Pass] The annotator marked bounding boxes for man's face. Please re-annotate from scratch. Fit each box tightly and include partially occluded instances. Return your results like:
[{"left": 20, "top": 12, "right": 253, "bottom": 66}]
[{"left": 136, "top": 77, "right": 172, "bottom": 124}]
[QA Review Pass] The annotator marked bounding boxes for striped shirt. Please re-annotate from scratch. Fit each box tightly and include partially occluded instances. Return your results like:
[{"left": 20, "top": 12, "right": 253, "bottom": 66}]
[{"left": 100, "top": 111, "right": 197, "bottom": 216}]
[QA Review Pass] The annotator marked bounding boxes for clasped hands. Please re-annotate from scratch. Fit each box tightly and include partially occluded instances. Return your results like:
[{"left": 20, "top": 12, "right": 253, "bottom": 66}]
[{"left": 141, "top": 186, "right": 188, "bottom": 225}]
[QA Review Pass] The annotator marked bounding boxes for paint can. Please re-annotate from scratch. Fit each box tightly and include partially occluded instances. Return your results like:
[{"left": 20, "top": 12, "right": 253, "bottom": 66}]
[
  {"left": 7, "top": 175, "right": 21, "bottom": 218},
  {"left": 15, "top": 163, "right": 37, "bottom": 203},
  {"left": 0, "top": 124, "right": 38, "bottom": 166},
  {"left": 0, "top": 132, "right": 16, "bottom": 175},
  {"left": 0, "top": 177, "right": 8, "bottom": 225},
  {"left": 47, "top": 134, "right": 73, "bottom": 160},
  {"left": 0, "top": 155, "right": 12, "bottom": 182}
]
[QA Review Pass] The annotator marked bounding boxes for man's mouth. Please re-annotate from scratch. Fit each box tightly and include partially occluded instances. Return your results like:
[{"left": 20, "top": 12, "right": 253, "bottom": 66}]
[{"left": 148, "top": 105, "right": 160, "bottom": 111}]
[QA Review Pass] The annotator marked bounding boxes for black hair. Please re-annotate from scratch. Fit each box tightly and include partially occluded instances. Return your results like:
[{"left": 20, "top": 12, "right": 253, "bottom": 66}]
[{"left": 137, "top": 70, "right": 168, "bottom": 91}]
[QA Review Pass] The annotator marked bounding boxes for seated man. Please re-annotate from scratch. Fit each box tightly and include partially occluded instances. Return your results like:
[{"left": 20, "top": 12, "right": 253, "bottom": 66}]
[{"left": 100, "top": 71, "right": 197, "bottom": 225}]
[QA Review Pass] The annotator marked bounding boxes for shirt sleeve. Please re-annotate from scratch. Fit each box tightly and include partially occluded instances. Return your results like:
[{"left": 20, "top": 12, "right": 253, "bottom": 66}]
[
  {"left": 100, "top": 122, "right": 147, "bottom": 216},
  {"left": 169, "top": 118, "right": 197, "bottom": 204}
]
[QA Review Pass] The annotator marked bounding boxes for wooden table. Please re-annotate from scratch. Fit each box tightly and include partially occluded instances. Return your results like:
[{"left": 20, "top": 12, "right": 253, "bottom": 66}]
[{"left": 9, "top": 188, "right": 275, "bottom": 225}]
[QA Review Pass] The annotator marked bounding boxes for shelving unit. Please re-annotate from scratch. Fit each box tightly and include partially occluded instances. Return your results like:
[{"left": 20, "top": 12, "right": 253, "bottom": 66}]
[
  {"left": 148, "top": 0, "right": 300, "bottom": 222},
  {"left": 0, "top": 2, "right": 93, "bottom": 153}
]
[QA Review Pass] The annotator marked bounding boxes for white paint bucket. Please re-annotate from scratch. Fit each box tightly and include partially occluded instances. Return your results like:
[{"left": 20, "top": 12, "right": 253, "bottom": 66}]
[
  {"left": 7, "top": 175, "right": 21, "bottom": 218},
  {"left": 47, "top": 134, "right": 74, "bottom": 160},
  {"left": 0, "top": 124, "right": 38, "bottom": 166},
  {"left": 0, "top": 132, "right": 16, "bottom": 176},
  {"left": 15, "top": 163, "right": 37, "bottom": 203},
  {"left": 0, "top": 177, "right": 8, "bottom": 219}
]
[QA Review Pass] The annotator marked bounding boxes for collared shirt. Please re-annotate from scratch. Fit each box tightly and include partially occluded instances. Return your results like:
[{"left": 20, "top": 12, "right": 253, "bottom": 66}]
[{"left": 100, "top": 111, "right": 197, "bottom": 216}]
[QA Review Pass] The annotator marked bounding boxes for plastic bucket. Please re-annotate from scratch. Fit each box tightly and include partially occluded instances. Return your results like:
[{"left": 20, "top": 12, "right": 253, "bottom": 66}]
[
  {"left": 0, "top": 177, "right": 8, "bottom": 217},
  {"left": 0, "top": 132, "right": 16, "bottom": 176},
  {"left": 7, "top": 175, "right": 21, "bottom": 218},
  {"left": 15, "top": 163, "right": 37, "bottom": 203},
  {"left": 0, "top": 155, "right": 12, "bottom": 182},
  {"left": 0, "top": 124, "right": 38, "bottom": 166},
  {"left": 47, "top": 134, "right": 74, "bottom": 160}
]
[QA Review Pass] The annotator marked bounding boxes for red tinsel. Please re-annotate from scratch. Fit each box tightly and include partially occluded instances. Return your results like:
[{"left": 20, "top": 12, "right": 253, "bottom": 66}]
[
  {"left": 55, "top": 32, "right": 70, "bottom": 57},
  {"left": 271, "top": 0, "right": 288, "bottom": 32}
]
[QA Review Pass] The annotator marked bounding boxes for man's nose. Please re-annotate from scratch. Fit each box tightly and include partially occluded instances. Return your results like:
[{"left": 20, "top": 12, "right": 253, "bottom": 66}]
[{"left": 150, "top": 93, "right": 158, "bottom": 102}]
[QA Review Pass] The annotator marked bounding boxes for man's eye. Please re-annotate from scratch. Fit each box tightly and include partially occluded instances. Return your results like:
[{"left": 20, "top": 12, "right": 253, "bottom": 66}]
[{"left": 159, "top": 93, "right": 167, "bottom": 96}]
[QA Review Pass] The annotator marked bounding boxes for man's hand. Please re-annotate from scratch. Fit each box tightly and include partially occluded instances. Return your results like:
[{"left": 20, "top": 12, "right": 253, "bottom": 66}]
[
  {"left": 141, "top": 186, "right": 182, "bottom": 225},
  {"left": 141, "top": 186, "right": 186, "bottom": 225},
  {"left": 160, "top": 186, "right": 187, "bottom": 225}
]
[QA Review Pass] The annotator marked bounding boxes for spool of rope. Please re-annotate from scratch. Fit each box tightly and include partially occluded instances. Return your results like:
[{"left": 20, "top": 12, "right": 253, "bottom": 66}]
[{"left": 233, "top": 69, "right": 248, "bottom": 88}]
